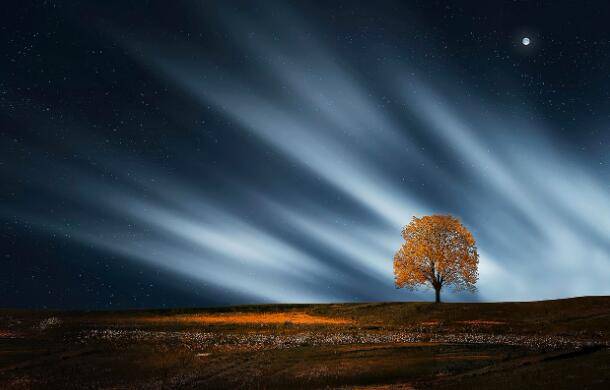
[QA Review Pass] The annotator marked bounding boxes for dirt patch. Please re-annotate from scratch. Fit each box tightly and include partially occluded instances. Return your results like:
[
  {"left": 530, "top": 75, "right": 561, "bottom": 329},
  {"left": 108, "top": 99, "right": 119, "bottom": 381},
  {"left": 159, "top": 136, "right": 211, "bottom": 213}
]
[{"left": 433, "top": 354, "right": 494, "bottom": 360}]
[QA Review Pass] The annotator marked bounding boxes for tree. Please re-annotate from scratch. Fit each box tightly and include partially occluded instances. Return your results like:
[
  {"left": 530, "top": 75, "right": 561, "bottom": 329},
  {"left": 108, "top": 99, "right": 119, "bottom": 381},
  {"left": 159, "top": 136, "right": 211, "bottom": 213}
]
[{"left": 393, "top": 215, "right": 478, "bottom": 303}]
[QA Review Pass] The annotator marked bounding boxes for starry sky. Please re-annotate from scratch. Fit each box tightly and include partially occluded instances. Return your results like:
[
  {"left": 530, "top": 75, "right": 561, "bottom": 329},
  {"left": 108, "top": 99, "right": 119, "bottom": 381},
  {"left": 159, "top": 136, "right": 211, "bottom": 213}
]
[{"left": 1, "top": 1, "right": 609, "bottom": 309}]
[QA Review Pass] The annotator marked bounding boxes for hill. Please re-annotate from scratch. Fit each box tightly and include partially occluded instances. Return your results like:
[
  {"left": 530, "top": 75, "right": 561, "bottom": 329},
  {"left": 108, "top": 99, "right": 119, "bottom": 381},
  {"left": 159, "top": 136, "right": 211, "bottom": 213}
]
[{"left": 1, "top": 296, "right": 609, "bottom": 388}]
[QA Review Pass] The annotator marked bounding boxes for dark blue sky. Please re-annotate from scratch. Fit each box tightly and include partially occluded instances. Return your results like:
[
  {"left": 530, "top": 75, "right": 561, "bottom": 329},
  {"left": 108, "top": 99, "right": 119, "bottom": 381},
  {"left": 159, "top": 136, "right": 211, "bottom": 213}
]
[{"left": 1, "top": 1, "right": 609, "bottom": 309}]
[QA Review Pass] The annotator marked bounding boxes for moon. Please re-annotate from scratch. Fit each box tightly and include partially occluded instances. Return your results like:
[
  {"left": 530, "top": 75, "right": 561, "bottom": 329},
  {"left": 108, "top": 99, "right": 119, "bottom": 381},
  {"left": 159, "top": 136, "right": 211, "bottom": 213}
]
[{"left": 521, "top": 37, "right": 531, "bottom": 46}]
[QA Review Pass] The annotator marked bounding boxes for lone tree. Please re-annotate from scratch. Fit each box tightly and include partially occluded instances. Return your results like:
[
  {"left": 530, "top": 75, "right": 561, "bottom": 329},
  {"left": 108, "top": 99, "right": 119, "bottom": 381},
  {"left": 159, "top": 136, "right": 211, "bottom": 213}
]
[{"left": 393, "top": 215, "right": 478, "bottom": 303}]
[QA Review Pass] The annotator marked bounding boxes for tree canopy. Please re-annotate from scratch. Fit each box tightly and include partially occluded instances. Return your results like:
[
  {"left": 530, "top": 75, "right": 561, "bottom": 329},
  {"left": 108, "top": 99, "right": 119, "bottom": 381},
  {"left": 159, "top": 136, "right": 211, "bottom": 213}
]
[{"left": 393, "top": 215, "right": 479, "bottom": 303}]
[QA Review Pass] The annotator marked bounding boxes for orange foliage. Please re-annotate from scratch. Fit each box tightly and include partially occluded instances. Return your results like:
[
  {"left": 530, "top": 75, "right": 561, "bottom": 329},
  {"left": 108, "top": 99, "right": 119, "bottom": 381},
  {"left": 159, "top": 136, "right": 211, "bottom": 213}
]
[{"left": 393, "top": 215, "right": 478, "bottom": 302}]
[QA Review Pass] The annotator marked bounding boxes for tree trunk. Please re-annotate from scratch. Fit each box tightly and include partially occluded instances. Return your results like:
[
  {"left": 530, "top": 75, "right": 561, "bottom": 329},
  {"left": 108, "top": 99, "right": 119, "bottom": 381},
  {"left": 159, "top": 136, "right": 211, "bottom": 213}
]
[{"left": 434, "top": 287, "right": 441, "bottom": 303}]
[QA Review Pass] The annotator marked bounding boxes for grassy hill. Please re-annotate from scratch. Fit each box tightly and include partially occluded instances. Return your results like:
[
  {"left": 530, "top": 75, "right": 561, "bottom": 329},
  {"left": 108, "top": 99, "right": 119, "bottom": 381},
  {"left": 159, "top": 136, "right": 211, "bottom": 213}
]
[
  {"left": 5, "top": 295, "right": 609, "bottom": 333},
  {"left": 1, "top": 296, "right": 609, "bottom": 389}
]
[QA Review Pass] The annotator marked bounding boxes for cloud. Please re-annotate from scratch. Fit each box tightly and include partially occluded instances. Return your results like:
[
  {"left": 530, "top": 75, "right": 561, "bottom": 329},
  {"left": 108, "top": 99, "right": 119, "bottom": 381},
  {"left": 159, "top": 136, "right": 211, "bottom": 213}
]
[{"left": 3, "top": 1, "right": 608, "bottom": 306}]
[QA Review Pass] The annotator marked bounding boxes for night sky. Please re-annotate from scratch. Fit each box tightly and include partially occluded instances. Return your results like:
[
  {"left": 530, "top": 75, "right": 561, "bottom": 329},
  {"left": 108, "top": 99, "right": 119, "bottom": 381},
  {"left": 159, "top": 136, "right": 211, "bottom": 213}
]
[{"left": 2, "top": 1, "right": 609, "bottom": 309}]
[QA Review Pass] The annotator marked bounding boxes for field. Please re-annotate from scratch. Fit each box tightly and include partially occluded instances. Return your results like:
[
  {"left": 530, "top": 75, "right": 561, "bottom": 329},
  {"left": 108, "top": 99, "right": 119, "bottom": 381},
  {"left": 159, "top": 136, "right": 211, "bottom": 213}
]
[{"left": 1, "top": 296, "right": 609, "bottom": 389}]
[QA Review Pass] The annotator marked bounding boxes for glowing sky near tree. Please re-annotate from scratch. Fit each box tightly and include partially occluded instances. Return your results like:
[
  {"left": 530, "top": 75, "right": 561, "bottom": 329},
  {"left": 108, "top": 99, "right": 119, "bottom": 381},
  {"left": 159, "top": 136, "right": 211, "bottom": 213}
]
[{"left": 1, "top": 1, "right": 609, "bottom": 308}]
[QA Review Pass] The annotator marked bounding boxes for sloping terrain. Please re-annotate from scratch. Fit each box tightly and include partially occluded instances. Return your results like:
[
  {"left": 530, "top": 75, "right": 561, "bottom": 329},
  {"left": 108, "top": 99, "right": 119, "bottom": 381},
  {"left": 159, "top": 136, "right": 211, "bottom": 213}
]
[{"left": 0, "top": 296, "right": 609, "bottom": 388}]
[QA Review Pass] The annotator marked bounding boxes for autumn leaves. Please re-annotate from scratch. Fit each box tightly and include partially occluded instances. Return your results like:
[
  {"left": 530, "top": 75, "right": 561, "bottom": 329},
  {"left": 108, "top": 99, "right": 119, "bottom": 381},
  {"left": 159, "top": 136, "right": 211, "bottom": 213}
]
[{"left": 393, "top": 215, "right": 479, "bottom": 303}]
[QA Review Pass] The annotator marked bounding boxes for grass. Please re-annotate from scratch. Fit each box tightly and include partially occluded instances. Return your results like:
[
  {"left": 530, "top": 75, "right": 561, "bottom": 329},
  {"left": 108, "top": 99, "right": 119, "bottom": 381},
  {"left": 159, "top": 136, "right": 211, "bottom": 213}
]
[
  {"left": 0, "top": 296, "right": 609, "bottom": 389},
  {"left": 100, "top": 311, "right": 354, "bottom": 326}
]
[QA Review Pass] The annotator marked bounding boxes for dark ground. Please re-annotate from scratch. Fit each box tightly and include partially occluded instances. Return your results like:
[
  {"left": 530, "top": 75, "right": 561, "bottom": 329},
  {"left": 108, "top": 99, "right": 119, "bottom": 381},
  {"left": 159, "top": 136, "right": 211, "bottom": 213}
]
[{"left": 1, "top": 296, "right": 609, "bottom": 389}]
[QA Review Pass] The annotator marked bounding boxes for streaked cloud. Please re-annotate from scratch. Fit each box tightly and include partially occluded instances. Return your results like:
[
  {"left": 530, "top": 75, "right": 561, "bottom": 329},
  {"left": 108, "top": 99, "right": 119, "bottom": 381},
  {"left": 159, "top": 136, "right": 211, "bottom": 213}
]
[{"left": 2, "top": 1, "right": 608, "bottom": 306}]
